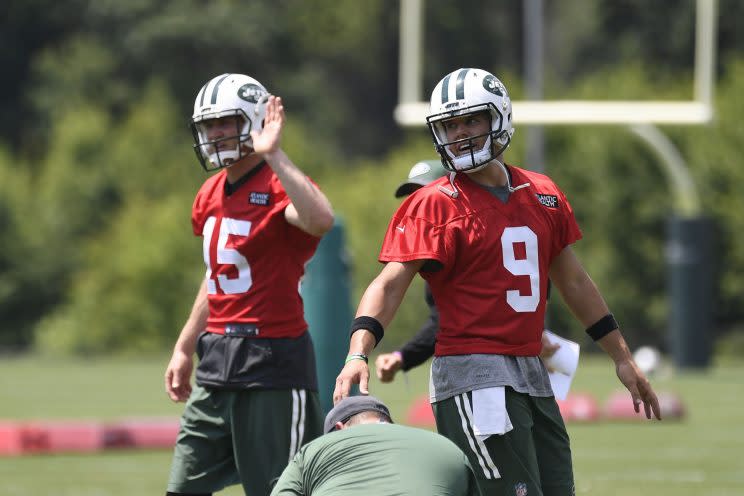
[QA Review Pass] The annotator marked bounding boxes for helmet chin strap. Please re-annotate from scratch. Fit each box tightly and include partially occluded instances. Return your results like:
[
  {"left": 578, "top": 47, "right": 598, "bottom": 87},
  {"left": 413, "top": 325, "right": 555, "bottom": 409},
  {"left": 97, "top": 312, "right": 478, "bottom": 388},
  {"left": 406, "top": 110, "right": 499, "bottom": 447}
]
[
  {"left": 437, "top": 131, "right": 529, "bottom": 198},
  {"left": 438, "top": 156, "right": 530, "bottom": 199},
  {"left": 477, "top": 156, "right": 531, "bottom": 193},
  {"left": 473, "top": 131, "right": 530, "bottom": 193},
  {"left": 437, "top": 171, "right": 460, "bottom": 198},
  {"left": 487, "top": 157, "right": 512, "bottom": 190}
]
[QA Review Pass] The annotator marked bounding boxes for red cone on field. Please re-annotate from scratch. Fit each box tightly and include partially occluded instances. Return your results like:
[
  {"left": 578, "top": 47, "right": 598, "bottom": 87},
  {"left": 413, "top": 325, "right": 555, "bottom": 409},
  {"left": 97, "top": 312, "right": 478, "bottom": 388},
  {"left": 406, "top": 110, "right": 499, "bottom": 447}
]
[
  {"left": 406, "top": 394, "right": 436, "bottom": 427},
  {"left": 604, "top": 389, "right": 685, "bottom": 421},
  {"left": 556, "top": 392, "right": 600, "bottom": 422}
]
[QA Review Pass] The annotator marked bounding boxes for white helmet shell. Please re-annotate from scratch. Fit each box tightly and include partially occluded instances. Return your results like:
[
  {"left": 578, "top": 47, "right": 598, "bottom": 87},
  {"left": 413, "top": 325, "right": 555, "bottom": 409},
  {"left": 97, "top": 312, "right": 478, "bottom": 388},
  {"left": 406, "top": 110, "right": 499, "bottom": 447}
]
[
  {"left": 190, "top": 73, "right": 269, "bottom": 171},
  {"left": 427, "top": 68, "right": 514, "bottom": 173}
]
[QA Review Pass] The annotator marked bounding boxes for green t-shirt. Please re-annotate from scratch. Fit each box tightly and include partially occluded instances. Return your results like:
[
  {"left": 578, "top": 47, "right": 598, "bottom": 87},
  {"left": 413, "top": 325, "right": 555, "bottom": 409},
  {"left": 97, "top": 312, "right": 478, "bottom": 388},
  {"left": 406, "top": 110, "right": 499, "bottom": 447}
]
[{"left": 270, "top": 423, "right": 480, "bottom": 496}]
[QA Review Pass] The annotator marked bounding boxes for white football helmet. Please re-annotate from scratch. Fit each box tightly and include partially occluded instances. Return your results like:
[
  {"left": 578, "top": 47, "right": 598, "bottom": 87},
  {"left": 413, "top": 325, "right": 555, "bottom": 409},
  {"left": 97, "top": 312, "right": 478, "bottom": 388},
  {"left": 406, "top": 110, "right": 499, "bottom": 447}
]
[
  {"left": 190, "top": 73, "right": 269, "bottom": 171},
  {"left": 427, "top": 68, "right": 515, "bottom": 174}
]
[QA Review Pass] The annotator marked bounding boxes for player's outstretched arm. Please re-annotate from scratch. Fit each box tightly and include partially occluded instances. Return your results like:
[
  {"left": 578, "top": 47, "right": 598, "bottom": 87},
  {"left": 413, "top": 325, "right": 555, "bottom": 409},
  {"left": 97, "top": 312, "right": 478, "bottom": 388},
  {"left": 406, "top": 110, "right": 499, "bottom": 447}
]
[
  {"left": 549, "top": 246, "right": 661, "bottom": 420},
  {"left": 595, "top": 330, "right": 661, "bottom": 419},
  {"left": 334, "top": 260, "right": 422, "bottom": 403},
  {"left": 251, "top": 95, "right": 333, "bottom": 237}
]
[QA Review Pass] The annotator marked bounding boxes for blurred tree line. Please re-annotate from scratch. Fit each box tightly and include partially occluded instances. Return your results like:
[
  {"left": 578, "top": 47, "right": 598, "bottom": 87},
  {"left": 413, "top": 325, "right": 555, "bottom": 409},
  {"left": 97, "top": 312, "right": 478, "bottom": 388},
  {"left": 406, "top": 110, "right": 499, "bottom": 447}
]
[{"left": 1, "top": 0, "right": 743, "bottom": 356}]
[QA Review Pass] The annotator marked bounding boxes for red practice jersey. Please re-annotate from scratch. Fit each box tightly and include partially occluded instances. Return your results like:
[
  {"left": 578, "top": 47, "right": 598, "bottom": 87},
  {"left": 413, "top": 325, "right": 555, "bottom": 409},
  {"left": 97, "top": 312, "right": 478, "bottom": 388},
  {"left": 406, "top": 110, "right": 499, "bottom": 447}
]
[
  {"left": 380, "top": 166, "right": 582, "bottom": 357},
  {"left": 192, "top": 164, "right": 320, "bottom": 338}
]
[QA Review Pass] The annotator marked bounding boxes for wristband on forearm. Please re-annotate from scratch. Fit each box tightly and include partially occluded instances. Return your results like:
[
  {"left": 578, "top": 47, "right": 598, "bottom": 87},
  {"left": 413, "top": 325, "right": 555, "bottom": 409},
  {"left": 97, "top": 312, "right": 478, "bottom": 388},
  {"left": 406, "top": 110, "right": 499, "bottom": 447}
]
[
  {"left": 345, "top": 352, "right": 368, "bottom": 364},
  {"left": 350, "top": 316, "right": 384, "bottom": 346},
  {"left": 585, "top": 313, "right": 619, "bottom": 341}
]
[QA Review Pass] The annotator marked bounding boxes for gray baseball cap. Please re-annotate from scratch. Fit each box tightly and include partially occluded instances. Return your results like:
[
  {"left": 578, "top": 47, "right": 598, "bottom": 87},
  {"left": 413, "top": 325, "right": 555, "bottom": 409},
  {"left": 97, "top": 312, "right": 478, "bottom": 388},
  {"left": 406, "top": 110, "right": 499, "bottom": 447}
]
[
  {"left": 323, "top": 395, "right": 392, "bottom": 433},
  {"left": 394, "top": 159, "right": 448, "bottom": 198}
]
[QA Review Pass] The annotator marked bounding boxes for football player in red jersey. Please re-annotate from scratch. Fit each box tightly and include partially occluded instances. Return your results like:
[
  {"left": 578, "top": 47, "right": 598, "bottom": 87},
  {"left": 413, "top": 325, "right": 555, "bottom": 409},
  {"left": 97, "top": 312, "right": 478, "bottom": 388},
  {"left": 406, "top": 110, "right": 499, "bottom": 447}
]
[
  {"left": 374, "top": 160, "right": 560, "bottom": 383},
  {"left": 334, "top": 68, "right": 660, "bottom": 496},
  {"left": 164, "top": 73, "right": 333, "bottom": 496}
]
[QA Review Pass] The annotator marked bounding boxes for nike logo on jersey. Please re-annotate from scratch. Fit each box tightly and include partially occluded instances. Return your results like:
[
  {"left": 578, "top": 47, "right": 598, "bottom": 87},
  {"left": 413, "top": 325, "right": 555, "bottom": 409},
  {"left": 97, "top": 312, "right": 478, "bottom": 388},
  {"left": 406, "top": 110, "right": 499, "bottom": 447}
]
[
  {"left": 396, "top": 225, "right": 406, "bottom": 233},
  {"left": 536, "top": 193, "right": 559, "bottom": 209}
]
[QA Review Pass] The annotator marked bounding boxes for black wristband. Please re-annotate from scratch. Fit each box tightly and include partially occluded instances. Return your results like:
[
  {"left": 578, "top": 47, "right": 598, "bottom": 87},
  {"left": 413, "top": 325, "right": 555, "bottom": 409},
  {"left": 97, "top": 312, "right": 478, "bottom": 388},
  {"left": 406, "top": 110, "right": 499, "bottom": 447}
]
[
  {"left": 350, "top": 316, "right": 384, "bottom": 347},
  {"left": 585, "top": 313, "right": 619, "bottom": 341}
]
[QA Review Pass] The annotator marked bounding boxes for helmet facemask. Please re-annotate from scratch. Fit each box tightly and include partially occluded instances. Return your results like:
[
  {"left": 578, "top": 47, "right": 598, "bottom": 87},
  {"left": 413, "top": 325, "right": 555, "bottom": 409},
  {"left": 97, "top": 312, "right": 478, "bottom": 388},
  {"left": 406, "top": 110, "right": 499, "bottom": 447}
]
[
  {"left": 427, "top": 103, "right": 512, "bottom": 174},
  {"left": 191, "top": 110, "right": 256, "bottom": 172}
]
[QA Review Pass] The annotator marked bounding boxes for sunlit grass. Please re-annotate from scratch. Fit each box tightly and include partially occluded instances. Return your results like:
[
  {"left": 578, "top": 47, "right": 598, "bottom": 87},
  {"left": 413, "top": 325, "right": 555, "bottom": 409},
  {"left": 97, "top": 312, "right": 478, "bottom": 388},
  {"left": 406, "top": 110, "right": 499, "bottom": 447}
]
[{"left": 0, "top": 354, "right": 742, "bottom": 495}]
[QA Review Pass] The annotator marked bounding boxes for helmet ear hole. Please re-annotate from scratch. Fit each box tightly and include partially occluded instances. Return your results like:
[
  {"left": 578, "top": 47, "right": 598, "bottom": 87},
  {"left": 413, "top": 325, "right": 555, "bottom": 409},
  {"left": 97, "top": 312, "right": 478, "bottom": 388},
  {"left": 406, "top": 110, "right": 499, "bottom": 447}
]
[{"left": 255, "top": 94, "right": 270, "bottom": 116}]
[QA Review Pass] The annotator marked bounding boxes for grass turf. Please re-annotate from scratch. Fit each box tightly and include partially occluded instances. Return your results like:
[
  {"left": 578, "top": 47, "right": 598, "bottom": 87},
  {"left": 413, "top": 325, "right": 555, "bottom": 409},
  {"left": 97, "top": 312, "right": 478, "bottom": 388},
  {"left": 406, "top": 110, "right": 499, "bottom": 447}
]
[{"left": 0, "top": 353, "right": 742, "bottom": 495}]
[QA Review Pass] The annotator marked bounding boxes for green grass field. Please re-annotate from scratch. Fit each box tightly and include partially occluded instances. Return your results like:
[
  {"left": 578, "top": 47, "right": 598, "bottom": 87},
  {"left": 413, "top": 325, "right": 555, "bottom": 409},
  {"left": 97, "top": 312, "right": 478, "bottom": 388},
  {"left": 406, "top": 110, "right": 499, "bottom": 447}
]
[{"left": 1, "top": 353, "right": 742, "bottom": 495}]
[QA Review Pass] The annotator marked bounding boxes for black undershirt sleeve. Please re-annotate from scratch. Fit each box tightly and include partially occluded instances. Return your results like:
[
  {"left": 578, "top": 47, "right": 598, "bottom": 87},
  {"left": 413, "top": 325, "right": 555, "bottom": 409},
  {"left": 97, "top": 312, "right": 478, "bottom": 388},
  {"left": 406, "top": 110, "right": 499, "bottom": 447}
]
[{"left": 399, "top": 283, "right": 438, "bottom": 371}]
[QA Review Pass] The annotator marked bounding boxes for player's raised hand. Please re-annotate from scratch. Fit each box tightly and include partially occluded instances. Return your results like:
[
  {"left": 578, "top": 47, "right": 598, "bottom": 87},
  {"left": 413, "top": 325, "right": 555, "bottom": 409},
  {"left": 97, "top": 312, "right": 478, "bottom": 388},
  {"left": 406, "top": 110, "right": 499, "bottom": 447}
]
[{"left": 251, "top": 95, "right": 284, "bottom": 157}]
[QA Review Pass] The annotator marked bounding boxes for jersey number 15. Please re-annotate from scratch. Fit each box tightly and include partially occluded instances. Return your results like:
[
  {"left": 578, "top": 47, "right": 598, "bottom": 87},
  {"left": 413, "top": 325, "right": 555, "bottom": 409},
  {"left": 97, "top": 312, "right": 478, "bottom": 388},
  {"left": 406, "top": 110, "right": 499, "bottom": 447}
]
[{"left": 202, "top": 216, "right": 253, "bottom": 295}]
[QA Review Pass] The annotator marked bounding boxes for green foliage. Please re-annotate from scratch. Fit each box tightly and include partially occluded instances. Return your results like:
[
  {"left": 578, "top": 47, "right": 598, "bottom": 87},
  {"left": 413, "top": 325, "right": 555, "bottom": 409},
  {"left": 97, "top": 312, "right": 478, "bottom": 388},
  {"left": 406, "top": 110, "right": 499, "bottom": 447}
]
[
  {"left": 35, "top": 196, "right": 202, "bottom": 354},
  {"left": 321, "top": 132, "right": 439, "bottom": 349},
  {"left": 29, "top": 36, "right": 127, "bottom": 124},
  {"left": 0, "top": 104, "right": 119, "bottom": 348},
  {"left": 32, "top": 83, "right": 202, "bottom": 354},
  {"left": 673, "top": 59, "right": 744, "bottom": 336},
  {"left": 539, "top": 69, "right": 674, "bottom": 345},
  {"left": 1, "top": 2, "right": 744, "bottom": 355},
  {"left": 284, "top": 0, "right": 386, "bottom": 63},
  {"left": 0, "top": 148, "right": 36, "bottom": 347},
  {"left": 714, "top": 327, "right": 744, "bottom": 364},
  {"left": 4, "top": 57, "right": 744, "bottom": 355}
]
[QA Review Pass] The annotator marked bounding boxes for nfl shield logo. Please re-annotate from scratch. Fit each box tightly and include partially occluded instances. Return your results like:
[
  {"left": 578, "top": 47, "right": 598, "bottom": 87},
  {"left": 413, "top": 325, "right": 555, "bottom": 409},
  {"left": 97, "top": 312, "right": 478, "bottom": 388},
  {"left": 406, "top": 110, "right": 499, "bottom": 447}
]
[{"left": 514, "top": 482, "right": 528, "bottom": 496}]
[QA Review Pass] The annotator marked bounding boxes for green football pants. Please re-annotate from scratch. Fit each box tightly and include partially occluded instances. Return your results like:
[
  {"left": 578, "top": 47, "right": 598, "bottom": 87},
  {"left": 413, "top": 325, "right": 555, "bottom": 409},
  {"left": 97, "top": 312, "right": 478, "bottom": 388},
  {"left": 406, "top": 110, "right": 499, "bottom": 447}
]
[
  {"left": 167, "top": 385, "right": 323, "bottom": 496},
  {"left": 433, "top": 387, "right": 575, "bottom": 496}
]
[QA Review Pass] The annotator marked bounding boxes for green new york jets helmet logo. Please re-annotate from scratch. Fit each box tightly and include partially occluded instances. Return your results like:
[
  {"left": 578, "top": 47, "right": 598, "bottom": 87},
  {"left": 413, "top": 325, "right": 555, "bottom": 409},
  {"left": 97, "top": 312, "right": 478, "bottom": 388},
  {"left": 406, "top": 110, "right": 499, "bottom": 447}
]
[
  {"left": 482, "top": 75, "right": 504, "bottom": 96},
  {"left": 238, "top": 83, "right": 266, "bottom": 103}
]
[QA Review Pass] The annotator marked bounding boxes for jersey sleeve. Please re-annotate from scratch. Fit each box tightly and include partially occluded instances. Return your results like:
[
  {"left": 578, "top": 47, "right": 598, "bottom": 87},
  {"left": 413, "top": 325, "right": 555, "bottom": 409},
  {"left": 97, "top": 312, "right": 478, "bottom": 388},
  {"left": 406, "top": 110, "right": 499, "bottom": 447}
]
[
  {"left": 191, "top": 186, "right": 209, "bottom": 237},
  {"left": 379, "top": 193, "right": 450, "bottom": 265},
  {"left": 400, "top": 321, "right": 437, "bottom": 370},
  {"left": 273, "top": 175, "right": 324, "bottom": 256},
  {"left": 555, "top": 187, "right": 582, "bottom": 250}
]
